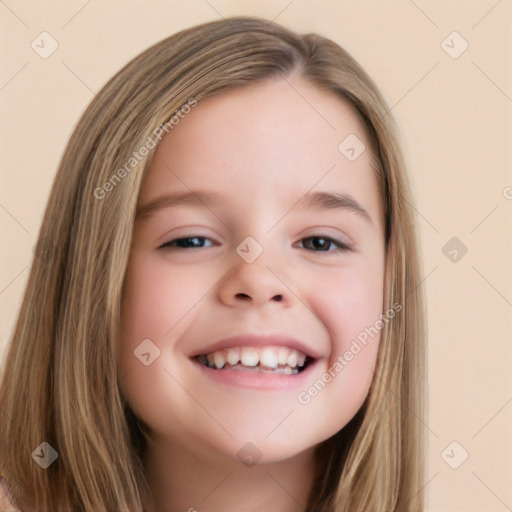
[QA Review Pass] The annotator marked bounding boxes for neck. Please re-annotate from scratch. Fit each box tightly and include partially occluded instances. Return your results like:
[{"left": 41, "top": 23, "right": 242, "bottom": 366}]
[{"left": 143, "top": 436, "right": 316, "bottom": 512}]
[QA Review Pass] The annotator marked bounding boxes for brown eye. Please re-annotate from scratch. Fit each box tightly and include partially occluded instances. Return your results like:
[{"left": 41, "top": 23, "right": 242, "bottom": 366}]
[{"left": 299, "top": 236, "right": 348, "bottom": 252}]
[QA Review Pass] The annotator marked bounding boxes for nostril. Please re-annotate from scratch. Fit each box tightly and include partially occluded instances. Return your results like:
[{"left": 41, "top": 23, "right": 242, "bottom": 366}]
[{"left": 234, "top": 293, "right": 283, "bottom": 302}]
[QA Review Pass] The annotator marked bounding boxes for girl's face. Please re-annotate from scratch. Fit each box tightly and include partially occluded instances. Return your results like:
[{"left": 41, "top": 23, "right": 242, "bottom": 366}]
[{"left": 119, "top": 78, "right": 386, "bottom": 464}]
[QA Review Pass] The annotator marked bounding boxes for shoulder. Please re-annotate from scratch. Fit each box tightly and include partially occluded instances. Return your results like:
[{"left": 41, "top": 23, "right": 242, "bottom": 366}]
[{"left": 0, "top": 477, "right": 23, "bottom": 511}]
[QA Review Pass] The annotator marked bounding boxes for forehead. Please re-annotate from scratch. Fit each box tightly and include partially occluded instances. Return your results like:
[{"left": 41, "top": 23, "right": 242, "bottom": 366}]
[{"left": 139, "top": 77, "right": 382, "bottom": 225}]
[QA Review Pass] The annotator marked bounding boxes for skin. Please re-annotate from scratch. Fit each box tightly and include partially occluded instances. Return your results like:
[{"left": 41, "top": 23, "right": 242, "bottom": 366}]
[{"left": 118, "top": 76, "right": 386, "bottom": 512}]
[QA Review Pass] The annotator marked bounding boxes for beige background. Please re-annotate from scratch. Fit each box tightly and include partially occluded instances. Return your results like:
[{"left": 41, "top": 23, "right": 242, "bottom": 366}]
[{"left": 1, "top": 1, "right": 511, "bottom": 510}]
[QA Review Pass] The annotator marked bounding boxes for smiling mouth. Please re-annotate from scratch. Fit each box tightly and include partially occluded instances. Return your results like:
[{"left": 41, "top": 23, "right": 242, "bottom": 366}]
[{"left": 195, "top": 346, "right": 312, "bottom": 375}]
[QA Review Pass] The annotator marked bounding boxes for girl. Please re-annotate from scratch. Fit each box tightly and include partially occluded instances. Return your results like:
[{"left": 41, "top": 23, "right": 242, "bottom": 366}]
[{"left": 0, "top": 16, "right": 425, "bottom": 512}]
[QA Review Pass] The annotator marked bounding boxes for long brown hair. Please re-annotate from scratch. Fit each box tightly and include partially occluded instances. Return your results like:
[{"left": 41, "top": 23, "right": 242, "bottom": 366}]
[{"left": 0, "top": 16, "right": 425, "bottom": 511}]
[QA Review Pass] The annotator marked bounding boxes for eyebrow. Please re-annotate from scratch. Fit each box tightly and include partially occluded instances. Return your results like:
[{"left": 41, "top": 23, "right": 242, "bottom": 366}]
[
  {"left": 136, "top": 191, "right": 225, "bottom": 219},
  {"left": 296, "top": 191, "right": 372, "bottom": 223},
  {"left": 136, "top": 190, "right": 372, "bottom": 223}
]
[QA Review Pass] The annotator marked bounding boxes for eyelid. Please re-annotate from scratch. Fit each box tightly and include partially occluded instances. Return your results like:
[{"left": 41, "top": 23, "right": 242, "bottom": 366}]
[
  {"left": 298, "top": 226, "right": 355, "bottom": 247},
  {"left": 297, "top": 235, "right": 353, "bottom": 253},
  {"left": 158, "top": 235, "right": 217, "bottom": 250},
  {"left": 154, "top": 225, "right": 220, "bottom": 247}
]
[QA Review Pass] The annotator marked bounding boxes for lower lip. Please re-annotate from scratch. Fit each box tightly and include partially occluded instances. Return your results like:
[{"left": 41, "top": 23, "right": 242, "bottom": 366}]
[{"left": 191, "top": 359, "right": 317, "bottom": 390}]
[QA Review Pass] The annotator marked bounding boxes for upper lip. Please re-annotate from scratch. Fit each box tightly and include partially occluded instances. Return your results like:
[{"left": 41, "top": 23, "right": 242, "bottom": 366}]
[{"left": 190, "top": 333, "right": 321, "bottom": 360}]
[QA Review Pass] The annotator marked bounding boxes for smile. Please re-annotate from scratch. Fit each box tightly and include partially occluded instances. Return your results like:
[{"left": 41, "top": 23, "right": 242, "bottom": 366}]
[{"left": 196, "top": 346, "right": 311, "bottom": 375}]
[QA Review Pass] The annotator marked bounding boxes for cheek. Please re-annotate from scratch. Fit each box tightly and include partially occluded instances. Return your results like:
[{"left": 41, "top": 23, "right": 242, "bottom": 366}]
[
  {"left": 120, "top": 251, "right": 215, "bottom": 339},
  {"left": 312, "top": 259, "right": 385, "bottom": 355},
  {"left": 117, "top": 252, "right": 212, "bottom": 422},
  {"left": 297, "top": 256, "right": 385, "bottom": 422},
  {"left": 118, "top": 254, "right": 234, "bottom": 442}
]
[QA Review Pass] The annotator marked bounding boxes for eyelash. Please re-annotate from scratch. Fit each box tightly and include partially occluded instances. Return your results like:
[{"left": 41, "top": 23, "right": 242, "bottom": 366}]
[{"left": 158, "top": 235, "right": 350, "bottom": 253}]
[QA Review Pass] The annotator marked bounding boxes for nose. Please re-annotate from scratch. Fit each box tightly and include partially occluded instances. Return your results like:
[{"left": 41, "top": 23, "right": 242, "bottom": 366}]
[{"left": 217, "top": 247, "right": 293, "bottom": 308}]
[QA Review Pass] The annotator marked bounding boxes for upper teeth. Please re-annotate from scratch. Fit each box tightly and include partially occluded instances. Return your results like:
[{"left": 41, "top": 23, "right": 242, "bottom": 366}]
[{"left": 200, "top": 346, "right": 307, "bottom": 370}]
